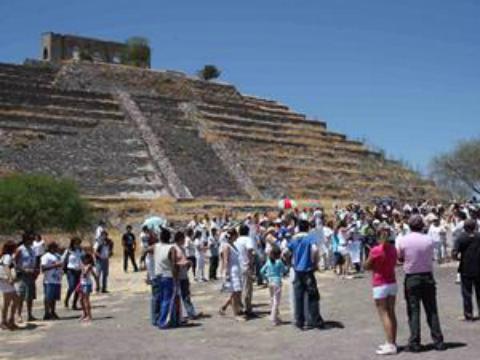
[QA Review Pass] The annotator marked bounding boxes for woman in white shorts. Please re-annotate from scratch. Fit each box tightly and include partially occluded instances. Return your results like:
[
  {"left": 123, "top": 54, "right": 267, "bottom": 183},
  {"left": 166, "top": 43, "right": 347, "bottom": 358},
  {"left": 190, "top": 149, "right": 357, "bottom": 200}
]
[
  {"left": 364, "top": 224, "right": 398, "bottom": 356},
  {"left": 0, "top": 241, "right": 20, "bottom": 330},
  {"left": 219, "top": 229, "right": 243, "bottom": 321}
]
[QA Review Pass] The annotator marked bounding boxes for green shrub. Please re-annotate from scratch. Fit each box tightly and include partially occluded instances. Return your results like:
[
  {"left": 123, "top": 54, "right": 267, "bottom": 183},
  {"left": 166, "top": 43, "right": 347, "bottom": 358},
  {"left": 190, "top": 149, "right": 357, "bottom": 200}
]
[
  {"left": 0, "top": 174, "right": 92, "bottom": 234},
  {"left": 197, "top": 65, "right": 221, "bottom": 81},
  {"left": 121, "top": 36, "right": 151, "bottom": 68}
]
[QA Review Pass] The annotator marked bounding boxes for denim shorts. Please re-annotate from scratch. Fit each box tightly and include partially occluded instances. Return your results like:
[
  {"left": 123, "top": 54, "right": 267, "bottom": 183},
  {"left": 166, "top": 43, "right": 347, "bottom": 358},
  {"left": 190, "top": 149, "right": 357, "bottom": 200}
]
[
  {"left": 44, "top": 283, "right": 61, "bottom": 301},
  {"left": 81, "top": 284, "right": 92, "bottom": 295},
  {"left": 16, "top": 272, "right": 37, "bottom": 301},
  {"left": 372, "top": 283, "right": 398, "bottom": 300}
]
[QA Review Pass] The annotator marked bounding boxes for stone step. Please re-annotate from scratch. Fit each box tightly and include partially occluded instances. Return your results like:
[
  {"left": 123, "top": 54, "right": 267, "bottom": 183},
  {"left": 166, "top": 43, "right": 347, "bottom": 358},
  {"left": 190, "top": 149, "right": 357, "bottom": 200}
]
[
  {"left": 203, "top": 97, "right": 306, "bottom": 119},
  {"left": 0, "top": 63, "right": 57, "bottom": 80},
  {"left": 201, "top": 110, "right": 352, "bottom": 144},
  {"left": 201, "top": 110, "right": 325, "bottom": 132},
  {"left": 134, "top": 94, "right": 180, "bottom": 108},
  {"left": 0, "top": 103, "right": 125, "bottom": 121},
  {"left": 208, "top": 128, "right": 370, "bottom": 155},
  {"left": 250, "top": 163, "right": 362, "bottom": 179},
  {"left": 205, "top": 120, "right": 358, "bottom": 148},
  {"left": 0, "top": 89, "right": 120, "bottom": 112},
  {"left": 0, "top": 62, "right": 57, "bottom": 73},
  {"left": 223, "top": 137, "right": 369, "bottom": 167},
  {"left": 134, "top": 96, "right": 247, "bottom": 198},
  {"left": 0, "top": 73, "right": 54, "bottom": 88},
  {"left": 243, "top": 95, "right": 290, "bottom": 111},
  {"left": 0, "top": 110, "right": 99, "bottom": 128},
  {"left": 0, "top": 81, "right": 117, "bottom": 102},
  {"left": 0, "top": 119, "right": 78, "bottom": 135},
  {"left": 198, "top": 102, "right": 309, "bottom": 124},
  {"left": 241, "top": 149, "right": 360, "bottom": 167}
]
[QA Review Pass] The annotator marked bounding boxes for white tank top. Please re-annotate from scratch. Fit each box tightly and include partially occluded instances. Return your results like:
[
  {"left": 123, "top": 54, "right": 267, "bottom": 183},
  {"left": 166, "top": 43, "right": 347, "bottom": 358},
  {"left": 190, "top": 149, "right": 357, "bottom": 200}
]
[{"left": 154, "top": 243, "right": 173, "bottom": 277}]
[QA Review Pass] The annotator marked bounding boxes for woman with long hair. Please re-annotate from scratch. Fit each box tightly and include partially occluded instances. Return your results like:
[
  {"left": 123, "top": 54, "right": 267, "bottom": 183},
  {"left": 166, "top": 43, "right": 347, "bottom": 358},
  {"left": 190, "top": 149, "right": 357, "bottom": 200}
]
[
  {"left": 364, "top": 224, "right": 398, "bottom": 355},
  {"left": 0, "top": 241, "right": 20, "bottom": 330},
  {"left": 219, "top": 228, "right": 243, "bottom": 321},
  {"left": 63, "top": 237, "right": 84, "bottom": 310}
]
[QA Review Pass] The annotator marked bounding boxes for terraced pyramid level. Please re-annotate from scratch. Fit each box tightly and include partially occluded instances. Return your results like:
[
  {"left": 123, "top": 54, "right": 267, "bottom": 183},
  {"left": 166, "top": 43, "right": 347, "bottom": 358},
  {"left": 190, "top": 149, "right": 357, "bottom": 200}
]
[{"left": 0, "top": 61, "right": 437, "bottom": 202}]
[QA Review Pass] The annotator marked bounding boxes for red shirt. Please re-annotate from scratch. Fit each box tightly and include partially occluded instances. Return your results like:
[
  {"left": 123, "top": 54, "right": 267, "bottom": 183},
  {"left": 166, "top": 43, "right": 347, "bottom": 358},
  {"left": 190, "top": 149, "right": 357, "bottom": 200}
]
[{"left": 370, "top": 243, "right": 397, "bottom": 287}]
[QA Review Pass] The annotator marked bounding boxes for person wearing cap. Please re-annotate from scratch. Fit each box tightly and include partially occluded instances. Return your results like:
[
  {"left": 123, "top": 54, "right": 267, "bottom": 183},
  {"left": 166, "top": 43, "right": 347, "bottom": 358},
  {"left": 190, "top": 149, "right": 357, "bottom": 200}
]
[
  {"left": 452, "top": 219, "right": 480, "bottom": 321},
  {"left": 396, "top": 215, "right": 446, "bottom": 352}
]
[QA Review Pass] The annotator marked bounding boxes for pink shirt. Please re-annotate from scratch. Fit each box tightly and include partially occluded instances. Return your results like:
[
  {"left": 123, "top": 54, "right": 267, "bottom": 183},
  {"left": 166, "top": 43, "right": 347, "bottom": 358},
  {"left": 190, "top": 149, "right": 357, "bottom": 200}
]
[
  {"left": 396, "top": 232, "right": 433, "bottom": 274},
  {"left": 370, "top": 243, "right": 397, "bottom": 287}
]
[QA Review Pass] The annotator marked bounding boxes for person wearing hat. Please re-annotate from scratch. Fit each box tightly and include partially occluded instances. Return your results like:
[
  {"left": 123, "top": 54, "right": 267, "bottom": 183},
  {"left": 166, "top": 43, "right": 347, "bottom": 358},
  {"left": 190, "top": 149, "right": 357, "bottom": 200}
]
[{"left": 396, "top": 215, "right": 446, "bottom": 352}]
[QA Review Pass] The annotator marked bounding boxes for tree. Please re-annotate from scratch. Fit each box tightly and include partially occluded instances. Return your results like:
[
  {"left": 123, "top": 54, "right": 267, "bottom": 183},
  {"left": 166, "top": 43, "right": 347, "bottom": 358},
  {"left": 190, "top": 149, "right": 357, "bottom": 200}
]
[
  {"left": 121, "top": 37, "right": 151, "bottom": 68},
  {"left": 197, "top": 65, "right": 221, "bottom": 81},
  {"left": 430, "top": 138, "right": 480, "bottom": 197},
  {"left": 0, "top": 174, "right": 92, "bottom": 234}
]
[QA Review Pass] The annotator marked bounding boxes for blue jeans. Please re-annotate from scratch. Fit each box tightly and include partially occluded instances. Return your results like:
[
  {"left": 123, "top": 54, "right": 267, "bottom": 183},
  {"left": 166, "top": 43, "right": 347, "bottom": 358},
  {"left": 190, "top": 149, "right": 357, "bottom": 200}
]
[
  {"left": 156, "top": 276, "right": 180, "bottom": 329},
  {"left": 180, "top": 278, "right": 196, "bottom": 318},
  {"left": 293, "top": 271, "right": 323, "bottom": 328},
  {"left": 95, "top": 258, "right": 109, "bottom": 292},
  {"left": 151, "top": 276, "right": 162, "bottom": 326},
  {"left": 65, "top": 269, "right": 81, "bottom": 307}
]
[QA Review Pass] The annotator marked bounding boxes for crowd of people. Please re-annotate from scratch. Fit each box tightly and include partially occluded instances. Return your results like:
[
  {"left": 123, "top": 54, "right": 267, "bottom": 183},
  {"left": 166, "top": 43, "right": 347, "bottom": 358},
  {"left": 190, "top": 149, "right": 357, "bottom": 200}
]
[
  {"left": 1, "top": 198, "right": 480, "bottom": 356},
  {"left": 0, "top": 224, "right": 114, "bottom": 329},
  {"left": 142, "top": 198, "right": 480, "bottom": 355}
]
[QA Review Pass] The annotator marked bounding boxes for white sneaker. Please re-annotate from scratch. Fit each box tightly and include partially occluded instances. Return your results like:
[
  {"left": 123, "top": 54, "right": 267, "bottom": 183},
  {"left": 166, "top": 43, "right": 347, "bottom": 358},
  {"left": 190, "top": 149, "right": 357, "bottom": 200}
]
[
  {"left": 377, "top": 343, "right": 389, "bottom": 350},
  {"left": 376, "top": 343, "right": 397, "bottom": 355}
]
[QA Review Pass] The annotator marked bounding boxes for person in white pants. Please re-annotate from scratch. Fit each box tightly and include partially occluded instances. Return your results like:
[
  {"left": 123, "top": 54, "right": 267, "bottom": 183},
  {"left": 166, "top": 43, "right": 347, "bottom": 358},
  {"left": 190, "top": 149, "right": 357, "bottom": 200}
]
[{"left": 194, "top": 231, "right": 207, "bottom": 282}]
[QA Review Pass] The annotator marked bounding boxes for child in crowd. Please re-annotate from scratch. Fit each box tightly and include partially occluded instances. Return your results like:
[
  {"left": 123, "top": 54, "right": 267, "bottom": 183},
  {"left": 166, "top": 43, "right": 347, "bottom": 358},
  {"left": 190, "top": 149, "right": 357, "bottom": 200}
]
[
  {"left": 261, "top": 246, "right": 287, "bottom": 325},
  {"left": 78, "top": 253, "right": 98, "bottom": 322},
  {"left": 0, "top": 241, "right": 19, "bottom": 330},
  {"left": 40, "top": 242, "right": 63, "bottom": 320}
]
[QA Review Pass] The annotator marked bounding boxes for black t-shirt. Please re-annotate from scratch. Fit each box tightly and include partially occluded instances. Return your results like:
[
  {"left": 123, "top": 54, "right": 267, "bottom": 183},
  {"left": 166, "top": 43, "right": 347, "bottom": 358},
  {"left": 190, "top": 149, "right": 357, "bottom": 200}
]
[
  {"left": 454, "top": 233, "right": 480, "bottom": 278},
  {"left": 122, "top": 233, "right": 136, "bottom": 248}
]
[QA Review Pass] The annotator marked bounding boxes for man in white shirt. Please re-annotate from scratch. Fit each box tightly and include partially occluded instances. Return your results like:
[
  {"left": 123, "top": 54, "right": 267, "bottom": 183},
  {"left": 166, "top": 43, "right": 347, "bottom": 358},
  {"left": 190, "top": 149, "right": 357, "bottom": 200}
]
[{"left": 235, "top": 224, "right": 256, "bottom": 317}]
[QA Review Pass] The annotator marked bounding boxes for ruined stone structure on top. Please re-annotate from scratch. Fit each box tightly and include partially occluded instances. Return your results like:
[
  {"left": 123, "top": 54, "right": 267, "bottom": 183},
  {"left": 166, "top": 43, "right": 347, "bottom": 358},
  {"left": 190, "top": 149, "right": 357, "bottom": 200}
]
[
  {"left": 41, "top": 32, "right": 150, "bottom": 68},
  {"left": 0, "top": 56, "right": 437, "bottom": 202}
]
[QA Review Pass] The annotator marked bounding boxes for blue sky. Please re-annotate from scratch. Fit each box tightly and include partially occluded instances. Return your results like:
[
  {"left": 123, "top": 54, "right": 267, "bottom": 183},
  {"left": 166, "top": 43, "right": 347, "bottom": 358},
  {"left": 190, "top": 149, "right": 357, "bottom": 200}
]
[{"left": 1, "top": 0, "right": 479, "bottom": 173}]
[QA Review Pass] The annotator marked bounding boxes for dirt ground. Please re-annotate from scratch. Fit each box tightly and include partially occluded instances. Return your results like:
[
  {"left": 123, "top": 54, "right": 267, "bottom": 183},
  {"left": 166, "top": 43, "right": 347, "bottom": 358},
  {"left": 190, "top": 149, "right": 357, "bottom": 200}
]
[{"left": 1, "top": 260, "right": 478, "bottom": 360}]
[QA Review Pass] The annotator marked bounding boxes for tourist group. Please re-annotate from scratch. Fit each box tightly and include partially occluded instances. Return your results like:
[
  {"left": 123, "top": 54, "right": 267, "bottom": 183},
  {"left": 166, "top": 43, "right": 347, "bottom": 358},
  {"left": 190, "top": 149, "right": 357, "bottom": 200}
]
[{"left": 1, "top": 199, "right": 480, "bottom": 356}]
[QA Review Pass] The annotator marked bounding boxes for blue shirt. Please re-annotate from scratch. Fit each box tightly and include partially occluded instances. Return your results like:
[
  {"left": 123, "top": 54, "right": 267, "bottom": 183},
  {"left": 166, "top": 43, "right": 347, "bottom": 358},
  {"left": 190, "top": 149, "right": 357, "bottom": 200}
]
[
  {"left": 260, "top": 258, "right": 287, "bottom": 286},
  {"left": 288, "top": 233, "right": 316, "bottom": 272}
]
